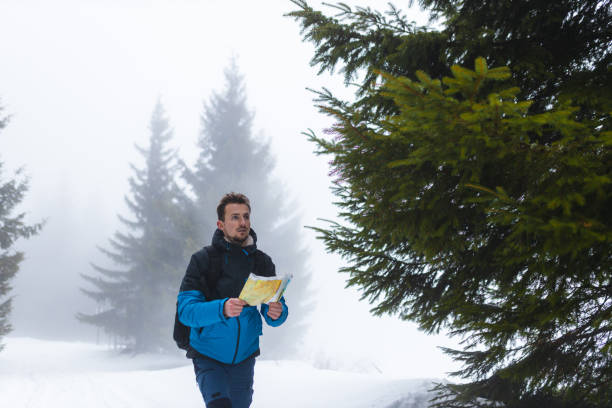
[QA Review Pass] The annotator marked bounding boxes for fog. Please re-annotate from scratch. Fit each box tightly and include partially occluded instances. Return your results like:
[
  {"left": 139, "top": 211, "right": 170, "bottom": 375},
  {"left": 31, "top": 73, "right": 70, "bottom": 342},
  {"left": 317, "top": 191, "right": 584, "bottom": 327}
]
[{"left": 0, "top": 0, "right": 458, "bottom": 378}]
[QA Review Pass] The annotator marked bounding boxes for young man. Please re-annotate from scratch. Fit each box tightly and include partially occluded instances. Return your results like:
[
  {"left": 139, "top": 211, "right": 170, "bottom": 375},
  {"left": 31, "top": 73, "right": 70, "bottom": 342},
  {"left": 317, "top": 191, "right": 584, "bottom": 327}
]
[{"left": 177, "top": 193, "right": 288, "bottom": 408}]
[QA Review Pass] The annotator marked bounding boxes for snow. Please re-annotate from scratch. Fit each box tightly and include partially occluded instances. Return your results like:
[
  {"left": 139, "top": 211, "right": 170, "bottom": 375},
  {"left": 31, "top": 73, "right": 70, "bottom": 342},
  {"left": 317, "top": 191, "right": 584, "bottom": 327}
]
[{"left": 0, "top": 337, "right": 438, "bottom": 408}]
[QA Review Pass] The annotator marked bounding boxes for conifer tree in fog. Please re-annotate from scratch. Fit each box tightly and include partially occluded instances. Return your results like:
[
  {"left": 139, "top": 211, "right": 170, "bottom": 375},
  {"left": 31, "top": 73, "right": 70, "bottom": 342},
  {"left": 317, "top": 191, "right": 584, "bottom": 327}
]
[
  {"left": 0, "top": 104, "right": 42, "bottom": 352},
  {"left": 183, "top": 61, "right": 311, "bottom": 357},
  {"left": 78, "top": 100, "right": 189, "bottom": 352}
]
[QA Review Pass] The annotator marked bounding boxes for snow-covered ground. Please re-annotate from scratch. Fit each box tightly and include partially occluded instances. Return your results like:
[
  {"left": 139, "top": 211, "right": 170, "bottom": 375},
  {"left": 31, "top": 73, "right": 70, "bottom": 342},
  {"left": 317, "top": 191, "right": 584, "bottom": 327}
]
[{"left": 0, "top": 337, "right": 439, "bottom": 408}]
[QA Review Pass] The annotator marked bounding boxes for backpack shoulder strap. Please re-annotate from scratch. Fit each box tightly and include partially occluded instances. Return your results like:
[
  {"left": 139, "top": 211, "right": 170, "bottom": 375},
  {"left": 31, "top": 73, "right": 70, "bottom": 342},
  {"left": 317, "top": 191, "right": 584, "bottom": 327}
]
[{"left": 203, "top": 245, "right": 223, "bottom": 296}]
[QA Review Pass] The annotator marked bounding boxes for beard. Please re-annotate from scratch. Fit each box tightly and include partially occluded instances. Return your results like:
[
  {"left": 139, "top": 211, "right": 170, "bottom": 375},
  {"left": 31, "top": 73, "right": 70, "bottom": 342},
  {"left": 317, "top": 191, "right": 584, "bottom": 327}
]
[{"left": 226, "top": 230, "right": 249, "bottom": 245}]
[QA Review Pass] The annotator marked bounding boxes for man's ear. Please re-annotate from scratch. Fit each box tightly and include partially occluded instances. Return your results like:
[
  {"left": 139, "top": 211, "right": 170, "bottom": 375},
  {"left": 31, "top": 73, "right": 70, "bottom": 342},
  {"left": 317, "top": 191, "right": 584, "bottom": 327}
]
[{"left": 216, "top": 219, "right": 224, "bottom": 230}]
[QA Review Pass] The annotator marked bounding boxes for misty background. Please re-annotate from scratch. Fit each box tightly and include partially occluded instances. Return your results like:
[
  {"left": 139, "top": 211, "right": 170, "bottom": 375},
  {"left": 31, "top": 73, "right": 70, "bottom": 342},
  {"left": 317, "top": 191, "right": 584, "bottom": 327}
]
[{"left": 0, "top": 0, "right": 457, "bottom": 378}]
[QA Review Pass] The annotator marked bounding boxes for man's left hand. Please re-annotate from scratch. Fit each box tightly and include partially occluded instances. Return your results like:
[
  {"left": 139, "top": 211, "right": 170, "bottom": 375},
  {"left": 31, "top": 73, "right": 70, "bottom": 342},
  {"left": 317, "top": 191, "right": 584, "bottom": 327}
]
[{"left": 267, "top": 302, "right": 283, "bottom": 320}]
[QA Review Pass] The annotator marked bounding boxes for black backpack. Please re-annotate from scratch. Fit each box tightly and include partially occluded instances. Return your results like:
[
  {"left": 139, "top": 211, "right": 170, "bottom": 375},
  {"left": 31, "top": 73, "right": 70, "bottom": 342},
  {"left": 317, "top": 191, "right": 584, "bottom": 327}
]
[{"left": 173, "top": 246, "right": 222, "bottom": 351}]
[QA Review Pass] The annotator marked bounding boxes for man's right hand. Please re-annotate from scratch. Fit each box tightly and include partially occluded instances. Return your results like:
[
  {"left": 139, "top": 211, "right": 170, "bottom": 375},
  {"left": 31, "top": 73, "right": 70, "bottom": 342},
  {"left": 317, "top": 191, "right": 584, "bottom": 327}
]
[{"left": 224, "top": 298, "right": 247, "bottom": 318}]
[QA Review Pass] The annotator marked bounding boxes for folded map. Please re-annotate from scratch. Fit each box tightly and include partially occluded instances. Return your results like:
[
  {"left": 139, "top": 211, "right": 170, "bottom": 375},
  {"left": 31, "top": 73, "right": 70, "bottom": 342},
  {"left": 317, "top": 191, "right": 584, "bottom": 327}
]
[{"left": 238, "top": 273, "right": 292, "bottom": 306}]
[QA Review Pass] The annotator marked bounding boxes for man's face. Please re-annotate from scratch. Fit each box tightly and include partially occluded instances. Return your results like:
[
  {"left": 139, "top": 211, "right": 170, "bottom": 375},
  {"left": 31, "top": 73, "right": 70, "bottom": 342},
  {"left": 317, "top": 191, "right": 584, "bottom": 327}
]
[{"left": 217, "top": 203, "right": 251, "bottom": 245}]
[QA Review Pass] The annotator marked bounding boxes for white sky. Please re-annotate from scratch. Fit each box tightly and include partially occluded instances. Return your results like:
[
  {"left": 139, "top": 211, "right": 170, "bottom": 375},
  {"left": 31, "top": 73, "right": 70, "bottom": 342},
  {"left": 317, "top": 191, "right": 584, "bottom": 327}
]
[{"left": 0, "top": 0, "right": 460, "bottom": 378}]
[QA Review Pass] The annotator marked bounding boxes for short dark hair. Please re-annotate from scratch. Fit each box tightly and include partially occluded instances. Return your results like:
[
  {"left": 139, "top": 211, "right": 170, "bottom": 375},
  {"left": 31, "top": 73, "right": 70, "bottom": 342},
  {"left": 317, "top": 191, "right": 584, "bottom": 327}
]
[{"left": 217, "top": 192, "right": 251, "bottom": 221}]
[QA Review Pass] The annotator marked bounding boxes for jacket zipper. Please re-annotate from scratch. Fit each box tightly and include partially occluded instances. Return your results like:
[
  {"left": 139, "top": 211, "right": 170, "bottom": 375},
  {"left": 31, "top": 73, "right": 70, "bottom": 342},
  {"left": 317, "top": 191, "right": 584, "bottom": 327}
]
[
  {"left": 232, "top": 318, "right": 241, "bottom": 364},
  {"left": 231, "top": 247, "right": 248, "bottom": 364}
]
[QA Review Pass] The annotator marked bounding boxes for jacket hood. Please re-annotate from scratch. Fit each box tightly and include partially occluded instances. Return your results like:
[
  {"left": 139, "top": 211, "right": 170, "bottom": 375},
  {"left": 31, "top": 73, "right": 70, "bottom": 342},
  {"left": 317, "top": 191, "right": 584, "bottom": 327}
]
[{"left": 211, "top": 228, "right": 258, "bottom": 253}]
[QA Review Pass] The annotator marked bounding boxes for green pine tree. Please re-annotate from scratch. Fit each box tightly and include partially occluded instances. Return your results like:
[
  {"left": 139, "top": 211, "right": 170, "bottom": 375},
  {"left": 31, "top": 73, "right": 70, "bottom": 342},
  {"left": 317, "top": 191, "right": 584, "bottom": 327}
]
[
  {"left": 183, "top": 60, "right": 312, "bottom": 358},
  {"left": 0, "top": 103, "right": 42, "bottom": 352},
  {"left": 78, "top": 100, "right": 190, "bottom": 352},
  {"left": 290, "top": 1, "right": 611, "bottom": 406}
]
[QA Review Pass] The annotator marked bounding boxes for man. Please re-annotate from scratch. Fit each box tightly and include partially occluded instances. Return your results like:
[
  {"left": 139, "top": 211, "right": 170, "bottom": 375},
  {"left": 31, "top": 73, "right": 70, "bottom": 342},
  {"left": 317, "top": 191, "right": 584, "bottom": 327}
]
[{"left": 177, "top": 192, "right": 288, "bottom": 408}]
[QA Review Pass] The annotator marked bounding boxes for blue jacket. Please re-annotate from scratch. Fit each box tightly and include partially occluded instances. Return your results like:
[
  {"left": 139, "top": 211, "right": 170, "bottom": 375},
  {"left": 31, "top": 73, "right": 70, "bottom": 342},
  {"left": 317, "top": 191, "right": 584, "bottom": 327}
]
[{"left": 177, "top": 228, "right": 288, "bottom": 364}]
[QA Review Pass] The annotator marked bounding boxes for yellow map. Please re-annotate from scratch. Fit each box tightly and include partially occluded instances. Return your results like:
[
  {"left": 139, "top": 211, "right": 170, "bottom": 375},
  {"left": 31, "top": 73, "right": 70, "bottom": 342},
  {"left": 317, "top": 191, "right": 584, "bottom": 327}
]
[{"left": 239, "top": 277, "right": 283, "bottom": 306}]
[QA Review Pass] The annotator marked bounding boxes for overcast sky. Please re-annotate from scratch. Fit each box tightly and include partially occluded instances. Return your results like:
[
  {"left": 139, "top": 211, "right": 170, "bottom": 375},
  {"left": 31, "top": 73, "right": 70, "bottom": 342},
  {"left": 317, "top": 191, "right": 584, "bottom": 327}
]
[{"left": 0, "top": 0, "right": 460, "bottom": 378}]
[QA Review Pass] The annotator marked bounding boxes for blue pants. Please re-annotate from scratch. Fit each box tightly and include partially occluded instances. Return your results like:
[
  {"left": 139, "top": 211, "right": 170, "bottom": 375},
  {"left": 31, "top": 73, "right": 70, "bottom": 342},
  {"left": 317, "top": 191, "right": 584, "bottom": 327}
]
[{"left": 192, "top": 355, "right": 255, "bottom": 408}]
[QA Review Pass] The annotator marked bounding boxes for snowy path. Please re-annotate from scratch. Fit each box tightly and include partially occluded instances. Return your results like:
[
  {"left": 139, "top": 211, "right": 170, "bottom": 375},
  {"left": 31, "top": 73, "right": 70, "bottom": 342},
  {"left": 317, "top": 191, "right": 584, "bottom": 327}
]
[{"left": 0, "top": 338, "right": 435, "bottom": 408}]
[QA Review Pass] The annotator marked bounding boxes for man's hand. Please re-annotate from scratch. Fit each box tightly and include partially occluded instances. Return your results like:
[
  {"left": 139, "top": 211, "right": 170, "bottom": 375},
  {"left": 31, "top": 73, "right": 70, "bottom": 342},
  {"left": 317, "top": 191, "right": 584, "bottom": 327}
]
[
  {"left": 224, "top": 298, "right": 247, "bottom": 318},
  {"left": 267, "top": 302, "right": 283, "bottom": 320}
]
